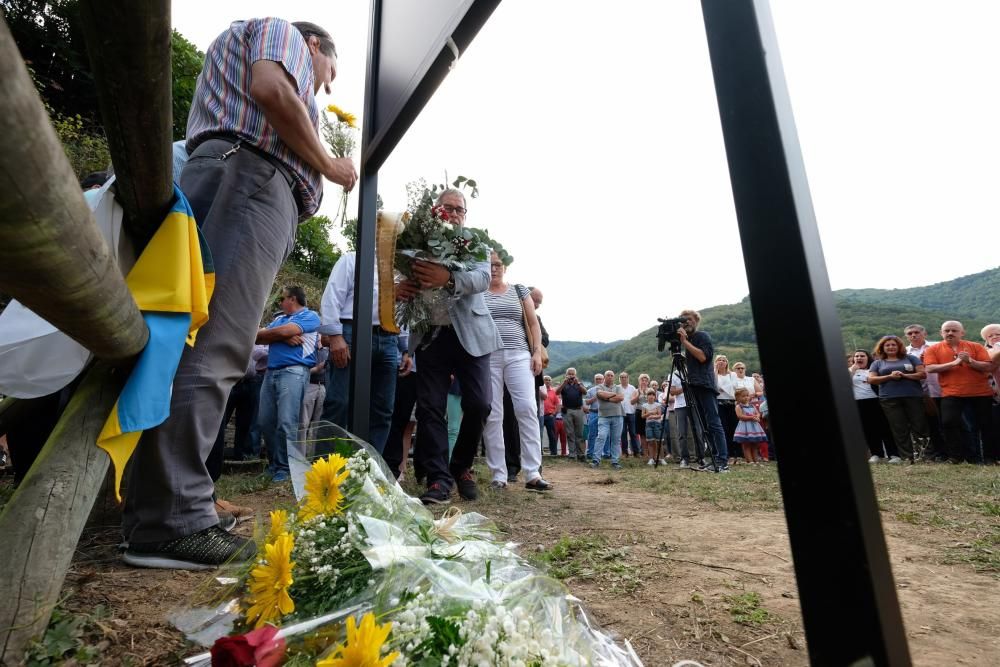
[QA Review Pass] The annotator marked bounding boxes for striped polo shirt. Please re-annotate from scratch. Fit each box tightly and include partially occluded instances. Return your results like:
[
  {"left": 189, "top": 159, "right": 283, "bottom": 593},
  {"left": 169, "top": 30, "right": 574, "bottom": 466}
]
[{"left": 186, "top": 18, "right": 322, "bottom": 217}]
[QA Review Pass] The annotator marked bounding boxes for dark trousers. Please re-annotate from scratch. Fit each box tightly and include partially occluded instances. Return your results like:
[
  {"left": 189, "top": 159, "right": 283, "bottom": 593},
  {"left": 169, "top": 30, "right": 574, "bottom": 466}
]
[
  {"left": 384, "top": 372, "right": 417, "bottom": 478},
  {"left": 503, "top": 386, "right": 521, "bottom": 479},
  {"left": 689, "top": 385, "right": 729, "bottom": 465},
  {"left": 620, "top": 412, "right": 639, "bottom": 455},
  {"left": 543, "top": 414, "right": 557, "bottom": 454},
  {"left": 414, "top": 327, "right": 492, "bottom": 490},
  {"left": 718, "top": 399, "right": 738, "bottom": 458},
  {"left": 940, "top": 396, "right": 994, "bottom": 462},
  {"left": 208, "top": 376, "right": 261, "bottom": 482},
  {"left": 879, "top": 396, "right": 928, "bottom": 461},
  {"left": 856, "top": 398, "right": 896, "bottom": 458}
]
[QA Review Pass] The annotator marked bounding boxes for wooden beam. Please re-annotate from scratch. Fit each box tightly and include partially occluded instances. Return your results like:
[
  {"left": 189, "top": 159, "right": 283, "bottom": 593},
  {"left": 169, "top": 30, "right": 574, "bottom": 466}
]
[
  {"left": 0, "top": 16, "right": 148, "bottom": 361},
  {"left": 77, "top": 0, "right": 174, "bottom": 248},
  {"left": 0, "top": 363, "right": 122, "bottom": 664}
]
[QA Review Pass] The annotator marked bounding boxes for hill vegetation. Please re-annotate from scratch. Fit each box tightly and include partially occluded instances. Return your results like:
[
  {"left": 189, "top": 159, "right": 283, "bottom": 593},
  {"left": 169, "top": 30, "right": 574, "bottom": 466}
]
[
  {"left": 555, "top": 266, "right": 999, "bottom": 383},
  {"left": 545, "top": 340, "right": 619, "bottom": 372}
]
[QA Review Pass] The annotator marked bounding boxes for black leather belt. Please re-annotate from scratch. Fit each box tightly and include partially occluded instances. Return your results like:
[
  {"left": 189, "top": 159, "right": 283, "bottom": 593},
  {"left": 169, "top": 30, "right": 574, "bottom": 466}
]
[
  {"left": 196, "top": 133, "right": 302, "bottom": 210},
  {"left": 340, "top": 319, "right": 397, "bottom": 336}
]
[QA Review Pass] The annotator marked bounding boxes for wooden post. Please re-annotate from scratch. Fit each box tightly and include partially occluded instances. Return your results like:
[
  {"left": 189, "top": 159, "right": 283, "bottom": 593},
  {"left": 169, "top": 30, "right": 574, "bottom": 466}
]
[
  {"left": 0, "top": 17, "right": 148, "bottom": 361},
  {"left": 0, "top": 363, "right": 123, "bottom": 665},
  {"left": 77, "top": 0, "right": 175, "bottom": 249}
]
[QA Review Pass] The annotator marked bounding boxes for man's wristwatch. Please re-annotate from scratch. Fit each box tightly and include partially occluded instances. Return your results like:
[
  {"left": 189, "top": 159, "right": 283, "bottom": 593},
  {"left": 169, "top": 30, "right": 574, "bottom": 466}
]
[{"left": 445, "top": 271, "right": 456, "bottom": 293}]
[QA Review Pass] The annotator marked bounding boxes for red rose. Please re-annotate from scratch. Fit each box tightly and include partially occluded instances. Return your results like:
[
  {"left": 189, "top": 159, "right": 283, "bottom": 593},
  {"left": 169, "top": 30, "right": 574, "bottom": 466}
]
[{"left": 211, "top": 626, "right": 284, "bottom": 667}]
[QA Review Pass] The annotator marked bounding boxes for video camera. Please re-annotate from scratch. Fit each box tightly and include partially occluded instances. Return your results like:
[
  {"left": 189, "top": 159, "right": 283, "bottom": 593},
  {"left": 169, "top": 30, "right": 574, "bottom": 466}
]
[{"left": 655, "top": 317, "right": 687, "bottom": 352}]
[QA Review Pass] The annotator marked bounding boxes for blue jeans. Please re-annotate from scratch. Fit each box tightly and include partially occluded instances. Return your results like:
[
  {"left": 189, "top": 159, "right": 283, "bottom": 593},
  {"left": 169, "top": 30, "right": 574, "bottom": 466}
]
[
  {"left": 258, "top": 365, "right": 309, "bottom": 476},
  {"left": 544, "top": 414, "right": 558, "bottom": 454},
  {"left": 689, "top": 384, "right": 729, "bottom": 466},
  {"left": 595, "top": 415, "right": 623, "bottom": 465},
  {"left": 321, "top": 323, "right": 400, "bottom": 453},
  {"left": 586, "top": 411, "right": 599, "bottom": 460},
  {"left": 621, "top": 412, "right": 639, "bottom": 455}
]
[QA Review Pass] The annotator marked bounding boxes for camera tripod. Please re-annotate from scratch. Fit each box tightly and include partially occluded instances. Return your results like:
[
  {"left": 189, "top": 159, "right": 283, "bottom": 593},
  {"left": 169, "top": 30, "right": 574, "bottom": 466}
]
[{"left": 654, "top": 341, "right": 719, "bottom": 472}]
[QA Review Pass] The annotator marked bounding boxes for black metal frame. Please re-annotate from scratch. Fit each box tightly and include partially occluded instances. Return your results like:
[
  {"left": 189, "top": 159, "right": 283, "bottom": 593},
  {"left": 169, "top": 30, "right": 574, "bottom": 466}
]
[{"left": 352, "top": 0, "right": 912, "bottom": 663}]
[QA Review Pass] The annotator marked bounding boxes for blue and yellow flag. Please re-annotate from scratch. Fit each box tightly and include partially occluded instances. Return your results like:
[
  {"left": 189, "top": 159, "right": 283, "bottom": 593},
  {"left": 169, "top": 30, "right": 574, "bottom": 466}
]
[{"left": 98, "top": 185, "right": 215, "bottom": 500}]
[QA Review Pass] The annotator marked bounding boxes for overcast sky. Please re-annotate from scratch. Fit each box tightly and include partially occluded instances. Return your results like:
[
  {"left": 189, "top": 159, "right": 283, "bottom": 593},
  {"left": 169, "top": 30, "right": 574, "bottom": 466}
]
[{"left": 173, "top": 1, "right": 1000, "bottom": 342}]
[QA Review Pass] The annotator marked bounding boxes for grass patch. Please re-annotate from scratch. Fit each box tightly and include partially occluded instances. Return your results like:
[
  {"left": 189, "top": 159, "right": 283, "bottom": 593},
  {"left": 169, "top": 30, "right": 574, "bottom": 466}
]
[
  {"left": 214, "top": 471, "right": 273, "bottom": 498},
  {"left": 531, "top": 535, "right": 642, "bottom": 594},
  {"left": 724, "top": 591, "right": 771, "bottom": 625}
]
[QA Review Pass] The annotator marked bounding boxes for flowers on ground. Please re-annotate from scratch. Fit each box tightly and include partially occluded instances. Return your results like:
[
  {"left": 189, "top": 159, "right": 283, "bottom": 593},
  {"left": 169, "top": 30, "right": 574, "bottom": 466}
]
[
  {"left": 317, "top": 613, "right": 398, "bottom": 667},
  {"left": 299, "top": 453, "right": 350, "bottom": 520},
  {"left": 245, "top": 533, "right": 296, "bottom": 629},
  {"left": 267, "top": 509, "right": 289, "bottom": 544}
]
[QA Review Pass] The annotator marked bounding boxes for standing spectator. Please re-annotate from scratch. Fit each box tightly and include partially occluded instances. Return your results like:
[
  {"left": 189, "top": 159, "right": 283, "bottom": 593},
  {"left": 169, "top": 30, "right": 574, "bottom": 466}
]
[
  {"left": 556, "top": 368, "right": 587, "bottom": 461},
  {"left": 480, "top": 254, "right": 551, "bottom": 491},
  {"left": 245, "top": 344, "right": 269, "bottom": 459},
  {"left": 256, "top": 287, "right": 321, "bottom": 482},
  {"left": 122, "top": 18, "right": 356, "bottom": 569},
  {"left": 730, "top": 362, "right": 760, "bottom": 397},
  {"left": 319, "top": 251, "right": 408, "bottom": 453},
  {"left": 541, "top": 376, "right": 559, "bottom": 455},
  {"left": 850, "top": 349, "right": 899, "bottom": 463},
  {"left": 904, "top": 324, "right": 946, "bottom": 459},
  {"left": 982, "top": 324, "right": 1000, "bottom": 461},
  {"left": 618, "top": 372, "right": 640, "bottom": 458},
  {"left": 714, "top": 356, "right": 738, "bottom": 465},
  {"left": 299, "top": 332, "right": 328, "bottom": 438},
  {"left": 924, "top": 321, "right": 996, "bottom": 463},
  {"left": 668, "top": 370, "right": 698, "bottom": 468},
  {"left": 634, "top": 373, "right": 651, "bottom": 457},
  {"left": 585, "top": 373, "right": 603, "bottom": 463},
  {"left": 677, "top": 310, "right": 730, "bottom": 472},
  {"left": 867, "top": 335, "right": 928, "bottom": 462},
  {"left": 592, "top": 370, "right": 625, "bottom": 469},
  {"left": 641, "top": 388, "right": 664, "bottom": 465},
  {"left": 395, "top": 189, "right": 501, "bottom": 505},
  {"left": 733, "top": 387, "right": 767, "bottom": 463}
]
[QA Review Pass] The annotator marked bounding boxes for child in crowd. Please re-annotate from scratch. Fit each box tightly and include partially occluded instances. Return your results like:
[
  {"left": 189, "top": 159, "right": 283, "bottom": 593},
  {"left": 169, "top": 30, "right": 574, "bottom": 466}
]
[
  {"left": 641, "top": 389, "right": 666, "bottom": 465},
  {"left": 733, "top": 387, "right": 768, "bottom": 463}
]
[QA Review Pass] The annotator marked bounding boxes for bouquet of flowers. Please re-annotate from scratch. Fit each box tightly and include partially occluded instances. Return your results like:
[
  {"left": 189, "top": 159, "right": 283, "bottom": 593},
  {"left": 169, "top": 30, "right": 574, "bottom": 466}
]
[
  {"left": 177, "top": 423, "right": 642, "bottom": 667},
  {"left": 322, "top": 104, "right": 359, "bottom": 228},
  {"left": 393, "top": 186, "right": 507, "bottom": 336}
]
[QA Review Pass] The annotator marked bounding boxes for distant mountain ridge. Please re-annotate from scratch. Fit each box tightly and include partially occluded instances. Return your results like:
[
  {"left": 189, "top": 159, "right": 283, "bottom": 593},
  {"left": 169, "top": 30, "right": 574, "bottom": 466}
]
[
  {"left": 555, "top": 266, "right": 1000, "bottom": 382},
  {"left": 546, "top": 340, "right": 620, "bottom": 373}
]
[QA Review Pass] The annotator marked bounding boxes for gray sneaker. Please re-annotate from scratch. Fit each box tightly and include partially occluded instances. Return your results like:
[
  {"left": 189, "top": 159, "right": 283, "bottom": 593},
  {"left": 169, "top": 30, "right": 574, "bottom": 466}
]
[
  {"left": 123, "top": 525, "right": 256, "bottom": 570},
  {"left": 678, "top": 460, "right": 689, "bottom": 469}
]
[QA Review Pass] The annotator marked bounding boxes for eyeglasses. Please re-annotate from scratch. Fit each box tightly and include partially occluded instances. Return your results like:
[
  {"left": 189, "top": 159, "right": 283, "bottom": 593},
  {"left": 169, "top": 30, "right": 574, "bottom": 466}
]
[
  {"left": 490, "top": 262, "right": 504, "bottom": 268},
  {"left": 441, "top": 204, "right": 467, "bottom": 216}
]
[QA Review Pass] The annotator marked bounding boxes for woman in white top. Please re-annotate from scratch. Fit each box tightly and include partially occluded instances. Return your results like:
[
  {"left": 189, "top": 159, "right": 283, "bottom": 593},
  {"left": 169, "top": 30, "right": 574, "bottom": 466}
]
[
  {"left": 849, "top": 349, "right": 899, "bottom": 463},
  {"left": 730, "top": 362, "right": 761, "bottom": 397},
  {"left": 715, "top": 355, "right": 739, "bottom": 464},
  {"left": 481, "top": 253, "right": 552, "bottom": 491}
]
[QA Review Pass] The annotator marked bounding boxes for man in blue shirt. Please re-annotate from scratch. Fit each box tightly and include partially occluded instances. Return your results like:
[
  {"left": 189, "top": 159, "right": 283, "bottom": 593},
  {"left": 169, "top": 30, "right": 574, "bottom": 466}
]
[
  {"left": 677, "top": 309, "right": 730, "bottom": 472},
  {"left": 255, "top": 286, "right": 321, "bottom": 482}
]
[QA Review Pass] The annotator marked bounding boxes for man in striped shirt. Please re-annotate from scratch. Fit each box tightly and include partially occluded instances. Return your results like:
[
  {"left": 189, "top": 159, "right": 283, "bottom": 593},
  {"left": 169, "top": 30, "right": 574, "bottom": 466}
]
[{"left": 122, "top": 18, "right": 357, "bottom": 571}]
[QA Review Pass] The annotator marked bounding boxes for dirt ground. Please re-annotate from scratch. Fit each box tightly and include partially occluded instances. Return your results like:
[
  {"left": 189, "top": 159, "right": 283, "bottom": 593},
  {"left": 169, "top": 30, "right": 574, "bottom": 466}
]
[{"left": 23, "top": 457, "right": 1000, "bottom": 665}]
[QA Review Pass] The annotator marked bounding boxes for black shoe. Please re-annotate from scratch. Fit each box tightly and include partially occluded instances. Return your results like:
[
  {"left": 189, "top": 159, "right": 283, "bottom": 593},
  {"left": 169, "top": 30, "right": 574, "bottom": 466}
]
[
  {"left": 525, "top": 477, "right": 553, "bottom": 492},
  {"left": 507, "top": 473, "right": 519, "bottom": 484},
  {"left": 420, "top": 482, "right": 452, "bottom": 505},
  {"left": 455, "top": 469, "right": 479, "bottom": 501},
  {"left": 123, "top": 525, "right": 256, "bottom": 570}
]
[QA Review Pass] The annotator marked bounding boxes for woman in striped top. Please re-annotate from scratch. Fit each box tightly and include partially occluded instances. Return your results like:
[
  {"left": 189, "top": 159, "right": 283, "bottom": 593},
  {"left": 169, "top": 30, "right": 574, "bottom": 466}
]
[{"left": 481, "top": 253, "right": 552, "bottom": 491}]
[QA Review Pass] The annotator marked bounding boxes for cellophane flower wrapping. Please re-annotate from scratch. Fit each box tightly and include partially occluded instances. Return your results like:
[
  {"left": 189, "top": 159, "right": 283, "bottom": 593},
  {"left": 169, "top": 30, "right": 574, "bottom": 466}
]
[{"left": 176, "top": 421, "right": 643, "bottom": 666}]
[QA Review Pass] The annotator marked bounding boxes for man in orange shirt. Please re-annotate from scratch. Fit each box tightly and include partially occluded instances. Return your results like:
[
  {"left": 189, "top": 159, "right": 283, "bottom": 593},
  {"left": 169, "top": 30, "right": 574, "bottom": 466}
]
[{"left": 924, "top": 321, "right": 995, "bottom": 463}]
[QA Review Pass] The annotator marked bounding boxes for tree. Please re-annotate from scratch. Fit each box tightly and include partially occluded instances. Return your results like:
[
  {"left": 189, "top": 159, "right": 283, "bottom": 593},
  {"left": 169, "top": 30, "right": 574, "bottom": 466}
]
[
  {"left": 171, "top": 30, "right": 204, "bottom": 140},
  {"left": 289, "top": 215, "right": 341, "bottom": 280}
]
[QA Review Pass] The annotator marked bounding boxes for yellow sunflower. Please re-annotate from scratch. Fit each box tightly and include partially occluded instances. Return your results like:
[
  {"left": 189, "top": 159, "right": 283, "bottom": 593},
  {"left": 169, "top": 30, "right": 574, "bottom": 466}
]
[
  {"left": 317, "top": 613, "right": 398, "bottom": 667},
  {"left": 267, "top": 509, "right": 289, "bottom": 544},
  {"left": 299, "top": 454, "right": 350, "bottom": 521},
  {"left": 245, "top": 533, "right": 295, "bottom": 628},
  {"left": 326, "top": 104, "right": 358, "bottom": 129}
]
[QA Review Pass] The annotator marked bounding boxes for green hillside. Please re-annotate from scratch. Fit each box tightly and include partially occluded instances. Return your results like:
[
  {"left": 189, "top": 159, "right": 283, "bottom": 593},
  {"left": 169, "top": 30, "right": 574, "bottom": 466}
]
[
  {"left": 837, "top": 266, "right": 1000, "bottom": 320},
  {"left": 546, "top": 340, "right": 620, "bottom": 373},
  {"left": 559, "top": 268, "right": 997, "bottom": 383}
]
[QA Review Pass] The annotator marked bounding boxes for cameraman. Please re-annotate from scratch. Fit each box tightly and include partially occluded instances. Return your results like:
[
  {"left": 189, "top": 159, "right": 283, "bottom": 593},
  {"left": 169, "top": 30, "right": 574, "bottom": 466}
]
[
  {"left": 676, "top": 309, "right": 730, "bottom": 472},
  {"left": 556, "top": 368, "right": 587, "bottom": 461}
]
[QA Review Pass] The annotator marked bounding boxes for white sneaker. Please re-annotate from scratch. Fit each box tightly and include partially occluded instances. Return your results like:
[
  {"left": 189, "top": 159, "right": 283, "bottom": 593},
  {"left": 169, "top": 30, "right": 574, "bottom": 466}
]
[
  {"left": 868, "top": 455, "right": 881, "bottom": 463},
  {"left": 647, "top": 458, "right": 655, "bottom": 466},
  {"left": 659, "top": 459, "right": 668, "bottom": 465},
  {"left": 678, "top": 460, "right": 689, "bottom": 469},
  {"left": 888, "top": 456, "right": 902, "bottom": 464}
]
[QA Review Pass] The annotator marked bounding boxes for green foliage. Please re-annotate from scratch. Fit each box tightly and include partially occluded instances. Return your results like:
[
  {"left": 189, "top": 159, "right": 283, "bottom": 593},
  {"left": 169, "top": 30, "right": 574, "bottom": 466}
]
[
  {"left": 546, "top": 340, "right": 621, "bottom": 375},
  {"left": 837, "top": 266, "right": 1000, "bottom": 321},
  {"left": 289, "top": 215, "right": 341, "bottom": 281},
  {"left": 24, "top": 605, "right": 108, "bottom": 666},
  {"left": 725, "top": 591, "right": 771, "bottom": 625},
  {"left": 410, "top": 616, "right": 466, "bottom": 666},
  {"left": 171, "top": 30, "right": 205, "bottom": 141},
  {"left": 50, "top": 112, "right": 111, "bottom": 178}
]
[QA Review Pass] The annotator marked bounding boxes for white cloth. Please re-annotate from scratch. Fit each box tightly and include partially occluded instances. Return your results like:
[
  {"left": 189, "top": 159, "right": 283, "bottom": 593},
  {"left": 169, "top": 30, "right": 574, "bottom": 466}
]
[
  {"left": 670, "top": 372, "right": 687, "bottom": 409},
  {"left": 852, "top": 369, "right": 878, "bottom": 400},
  {"left": 620, "top": 384, "right": 637, "bottom": 414},
  {"left": 483, "top": 348, "right": 542, "bottom": 484},
  {"left": 0, "top": 177, "right": 123, "bottom": 398},
  {"left": 732, "top": 374, "right": 756, "bottom": 396},
  {"left": 318, "top": 252, "right": 380, "bottom": 335},
  {"left": 907, "top": 341, "right": 942, "bottom": 398},
  {"left": 716, "top": 372, "right": 737, "bottom": 400}
]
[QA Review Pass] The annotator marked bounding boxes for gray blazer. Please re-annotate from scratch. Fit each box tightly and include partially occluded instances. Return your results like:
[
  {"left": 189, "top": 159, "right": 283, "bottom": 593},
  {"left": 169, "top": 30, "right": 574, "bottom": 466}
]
[{"left": 409, "top": 259, "right": 502, "bottom": 358}]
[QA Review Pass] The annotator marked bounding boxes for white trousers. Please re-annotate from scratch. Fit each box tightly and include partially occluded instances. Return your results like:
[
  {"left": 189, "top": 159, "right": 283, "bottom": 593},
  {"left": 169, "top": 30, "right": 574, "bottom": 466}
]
[{"left": 483, "top": 347, "right": 542, "bottom": 483}]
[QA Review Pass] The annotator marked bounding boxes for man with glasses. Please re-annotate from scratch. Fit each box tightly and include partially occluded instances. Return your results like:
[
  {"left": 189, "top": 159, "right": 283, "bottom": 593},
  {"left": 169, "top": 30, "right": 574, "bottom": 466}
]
[{"left": 396, "top": 189, "right": 501, "bottom": 504}]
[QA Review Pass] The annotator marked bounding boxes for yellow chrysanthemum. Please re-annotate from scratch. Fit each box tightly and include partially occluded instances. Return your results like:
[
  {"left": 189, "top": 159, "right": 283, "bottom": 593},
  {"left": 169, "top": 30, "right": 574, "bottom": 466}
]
[
  {"left": 299, "top": 454, "right": 350, "bottom": 521},
  {"left": 317, "top": 613, "right": 398, "bottom": 667},
  {"left": 267, "top": 509, "right": 289, "bottom": 544},
  {"left": 245, "top": 533, "right": 295, "bottom": 628},
  {"left": 326, "top": 104, "right": 358, "bottom": 129}
]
